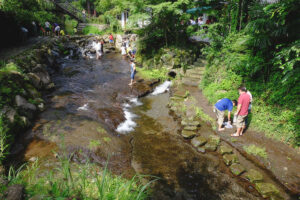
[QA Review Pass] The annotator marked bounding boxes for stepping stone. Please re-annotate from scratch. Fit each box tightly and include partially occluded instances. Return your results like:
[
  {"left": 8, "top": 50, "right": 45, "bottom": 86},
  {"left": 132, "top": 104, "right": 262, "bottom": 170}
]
[
  {"left": 254, "top": 182, "right": 280, "bottom": 198},
  {"left": 181, "top": 130, "right": 196, "bottom": 139},
  {"left": 197, "top": 147, "right": 206, "bottom": 153},
  {"left": 181, "top": 119, "right": 200, "bottom": 127},
  {"left": 209, "top": 135, "right": 221, "bottom": 145},
  {"left": 183, "top": 126, "right": 197, "bottom": 131},
  {"left": 191, "top": 136, "right": 207, "bottom": 147},
  {"left": 170, "top": 96, "right": 184, "bottom": 102},
  {"left": 230, "top": 163, "right": 246, "bottom": 176},
  {"left": 245, "top": 169, "right": 263, "bottom": 183},
  {"left": 204, "top": 141, "right": 218, "bottom": 151},
  {"left": 223, "top": 154, "right": 239, "bottom": 166},
  {"left": 173, "top": 90, "right": 188, "bottom": 98},
  {"left": 219, "top": 145, "right": 233, "bottom": 155}
]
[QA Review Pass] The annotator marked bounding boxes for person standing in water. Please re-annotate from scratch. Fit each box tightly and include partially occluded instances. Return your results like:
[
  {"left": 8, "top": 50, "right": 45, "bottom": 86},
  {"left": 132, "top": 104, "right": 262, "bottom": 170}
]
[
  {"left": 129, "top": 59, "right": 136, "bottom": 86},
  {"left": 95, "top": 40, "right": 102, "bottom": 59}
]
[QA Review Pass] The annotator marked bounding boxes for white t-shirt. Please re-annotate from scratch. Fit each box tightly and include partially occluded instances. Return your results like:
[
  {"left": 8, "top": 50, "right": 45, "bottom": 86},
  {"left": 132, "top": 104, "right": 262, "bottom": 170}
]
[
  {"left": 55, "top": 26, "right": 60, "bottom": 32},
  {"left": 121, "top": 46, "right": 126, "bottom": 55},
  {"left": 95, "top": 42, "right": 101, "bottom": 51},
  {"left": 45, "top": 22, "right": 50, "bottom": 28},
  {"left": 247, "top": 91, "right": 253, "bottom": 103}
]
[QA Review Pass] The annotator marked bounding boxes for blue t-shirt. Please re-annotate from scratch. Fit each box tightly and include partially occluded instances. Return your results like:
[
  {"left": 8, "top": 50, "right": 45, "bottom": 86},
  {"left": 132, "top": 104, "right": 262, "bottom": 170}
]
[{"left": 215, "top": 98, "right": 233, "bottom": 111}]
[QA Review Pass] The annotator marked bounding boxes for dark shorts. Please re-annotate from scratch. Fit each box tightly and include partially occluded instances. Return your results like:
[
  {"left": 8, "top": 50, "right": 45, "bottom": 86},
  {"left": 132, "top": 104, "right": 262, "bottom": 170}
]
[{"left": 46, "top": 27, "right": 51, "bottom": 32}]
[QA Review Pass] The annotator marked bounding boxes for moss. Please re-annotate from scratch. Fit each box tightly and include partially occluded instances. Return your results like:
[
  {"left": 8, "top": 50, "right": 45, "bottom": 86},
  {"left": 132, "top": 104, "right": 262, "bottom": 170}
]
[
  {"left": 137, "top": 67, "right": 168, "bottom": 81},
  {"left": 243, "top": 144, "right": 268, "bottom": 159}
]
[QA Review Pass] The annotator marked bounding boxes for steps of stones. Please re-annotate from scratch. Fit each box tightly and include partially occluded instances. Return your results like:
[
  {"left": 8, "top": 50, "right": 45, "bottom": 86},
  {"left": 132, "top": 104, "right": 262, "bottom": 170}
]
[
  {"left": 77, "top": 23, "right": 87, "bottom": 31},
  {"left": 185, "top": 70, "right": 204, "bottom": 76},
  {"left": 172, "top": 95, "right": 284, "bottom": 200},
  {"left": 182, "top": 77, "right": 201, "bottom": 87}
]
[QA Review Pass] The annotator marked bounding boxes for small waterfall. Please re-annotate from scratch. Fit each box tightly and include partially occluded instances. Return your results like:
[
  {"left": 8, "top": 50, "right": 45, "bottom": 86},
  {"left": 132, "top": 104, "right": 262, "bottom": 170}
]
[{"left": 151, "top": 81, "right": 172, "bottom": 95}]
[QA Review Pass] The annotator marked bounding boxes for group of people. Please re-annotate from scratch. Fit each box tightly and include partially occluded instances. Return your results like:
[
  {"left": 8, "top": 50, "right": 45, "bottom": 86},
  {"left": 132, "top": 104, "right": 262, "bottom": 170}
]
[
  {"left": 40, "top": 21, "right": 65, "bottom": 37},
  {"left": 120, "top": 38, "right": 137, "bottom": 60},
  {"left": 190, "top": 16, "right": 213, "bottom": 28},
  {"left": 214, "top": 87, "right": 252, "bottom": 137}
]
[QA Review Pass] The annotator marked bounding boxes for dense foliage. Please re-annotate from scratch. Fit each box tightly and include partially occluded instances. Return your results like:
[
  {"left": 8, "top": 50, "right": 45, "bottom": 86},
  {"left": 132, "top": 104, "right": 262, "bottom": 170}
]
[{"left": 200, "top": 0, "right": 300, "bottom": 146}]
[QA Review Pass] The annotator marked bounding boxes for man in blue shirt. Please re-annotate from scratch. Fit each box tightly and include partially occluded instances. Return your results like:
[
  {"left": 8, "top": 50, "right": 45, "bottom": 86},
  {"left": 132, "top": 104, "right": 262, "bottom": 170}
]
[{"left": 214, "top": 98, "right": 237, "bottom": 131}]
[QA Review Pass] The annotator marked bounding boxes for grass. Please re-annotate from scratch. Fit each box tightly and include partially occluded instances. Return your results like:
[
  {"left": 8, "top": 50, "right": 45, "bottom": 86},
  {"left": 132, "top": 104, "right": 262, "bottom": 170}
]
[
  {"left": 3, "top": 155, "right": 154, "bottom": 199},
  {"left": 0, "top": 62, "right": 22, "bottom": 74},
  {"left": 195, "top": 106, "right": 217, "bottom": 130},
  {"left": 82, "top": 25, "right": 102, "bottom": 35},
  {"left": 65, "top": 18, "right": 78, "bottom": 35},
  {"left": 243, "top": 144, "right": 268, "bottom": 159},
  {"left": 0, "top": 116, "right": 10, "bottom": 165},
  {"left": 137, "top": 66, "right": 169, "bottom": 81}
]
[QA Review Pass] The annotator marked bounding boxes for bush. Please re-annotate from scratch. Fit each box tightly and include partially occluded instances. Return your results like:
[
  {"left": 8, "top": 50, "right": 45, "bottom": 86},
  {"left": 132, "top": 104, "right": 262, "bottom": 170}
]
[{"left": 82, "top": 25, "right": 102, "bottom": 35}]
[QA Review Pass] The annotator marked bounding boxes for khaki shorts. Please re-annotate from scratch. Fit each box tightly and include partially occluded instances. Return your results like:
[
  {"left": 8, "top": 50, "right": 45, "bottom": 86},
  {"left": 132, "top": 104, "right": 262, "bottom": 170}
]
[
  {"left": 236, "top": 115, "right": 247, "bottom": 128},
  {"left": 215, "top": 107, "right": 225, "bottom": 126}
]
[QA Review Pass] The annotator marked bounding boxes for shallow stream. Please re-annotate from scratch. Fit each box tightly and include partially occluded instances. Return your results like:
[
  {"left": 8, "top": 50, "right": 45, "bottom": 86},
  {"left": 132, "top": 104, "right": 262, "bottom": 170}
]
[{"left": 10, "top": 51, "right": 265, "bottom": 199}]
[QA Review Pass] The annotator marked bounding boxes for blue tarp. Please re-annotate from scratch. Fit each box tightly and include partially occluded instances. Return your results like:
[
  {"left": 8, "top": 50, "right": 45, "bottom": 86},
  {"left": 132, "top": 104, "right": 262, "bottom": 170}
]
[{"left": 186, "top": 6, "right": 212, "bottom": 14}]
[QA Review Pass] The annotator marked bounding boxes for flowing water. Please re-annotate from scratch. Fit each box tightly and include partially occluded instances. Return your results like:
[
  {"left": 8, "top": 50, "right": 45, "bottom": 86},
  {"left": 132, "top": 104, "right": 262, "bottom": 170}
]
[{"left": 10, "top": 47, "right": 265, "bottom": 199}]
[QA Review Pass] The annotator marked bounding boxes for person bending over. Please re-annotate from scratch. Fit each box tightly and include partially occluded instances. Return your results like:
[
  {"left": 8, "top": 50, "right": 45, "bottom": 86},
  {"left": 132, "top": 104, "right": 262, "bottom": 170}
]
[{"left": 214, "top": 98, "right": 237, "bottom": 131}]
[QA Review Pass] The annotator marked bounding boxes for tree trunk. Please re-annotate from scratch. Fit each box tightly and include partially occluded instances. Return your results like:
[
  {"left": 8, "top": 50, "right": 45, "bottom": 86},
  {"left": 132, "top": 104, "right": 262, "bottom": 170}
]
[{"left": 87, "top": 0, "right": 91, "bottom": 16}]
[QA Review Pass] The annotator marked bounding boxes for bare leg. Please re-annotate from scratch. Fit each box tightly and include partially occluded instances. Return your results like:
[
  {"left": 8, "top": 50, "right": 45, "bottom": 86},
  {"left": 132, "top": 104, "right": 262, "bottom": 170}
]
[{"left": 218, "top": 124, "right": 225, "bottom": 131}]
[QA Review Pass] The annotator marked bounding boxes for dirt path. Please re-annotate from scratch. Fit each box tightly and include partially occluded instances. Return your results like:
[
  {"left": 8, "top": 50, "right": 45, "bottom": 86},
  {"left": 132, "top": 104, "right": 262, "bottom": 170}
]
[
  {"left": 0, "top": 36, "right": 50, "bottom": 61},
  {"left": 182, "top": 85, "right": 300, "bottom": 197}
]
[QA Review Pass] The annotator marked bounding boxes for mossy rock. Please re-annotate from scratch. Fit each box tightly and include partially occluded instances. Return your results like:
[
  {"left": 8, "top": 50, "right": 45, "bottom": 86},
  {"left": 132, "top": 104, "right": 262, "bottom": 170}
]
[
  {"left": 183, "top": 125, "right": 197, "bottom": 131},
  {"left": 229, "top": 163, "right": 246, "bottom": 176},
  {"left": 191, "top": 136, "right": 207, "bottom": 147},
  {"left": 197, "top": 147, "right": 206, "bottom": 153},
  {"left": 245, "top": 169, "right": 263, "bottom": 183},
  {"left": 254, "top": 182, "right": 280, "bottom": 198},
  {"left": 204, "top": 141, "right": 218, "bottom": 151},
  {"left": 181, "top": 130, "right": 196, "bottom": 139},
  {"left": 223, "top": 154, "right": 239, "bottom": 166},
  {"left": 173, "top": 90, "right": 188, "bottom": 98},
  {"left": 209, "top": 135, "right": 221, "bottom": 145},
  {"left": 219, "top": 145, "right": 233, "bottom": 155},
  {"left": 181, "top": 119, "right": 200, "bottom": 127}
]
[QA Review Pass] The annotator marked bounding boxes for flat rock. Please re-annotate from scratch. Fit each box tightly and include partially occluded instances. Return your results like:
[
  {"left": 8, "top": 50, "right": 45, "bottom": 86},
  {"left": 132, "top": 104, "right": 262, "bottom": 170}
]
[
  {"left": 219, "top": 145, "right": 233, "bottom": 155},
  {"left": 223, "top": 154, "right": 239, "bottom": 166},
  {"left": 15, "top": 95, "right": 36, "bottom": 111},
  {"left": 204, "top": 141, "right": 218, "bottom": 151},
  {"left": 209, "top": 135, "right": 221, "bottom": 145},
  {"left": 255, "top": 182, "right": 280, "bottom": 198},
  {"left": 230, "top": 163, "right": 246, "bottom": 176},
  {"left": 181, "top": 119, "right": 200, "bottom": 127},
  {"left": 245, "top": 169, "right": 264, "bottom": 183},
  {"left": 181, "top": 130, "right": 196, "bottom": 139},
  {"left": 173, "top": 90, "right": 188, "bottom": 98},
  {"left": 191, "top": 136, "right": 207, "bottom": 147},
  {"left": 183, "top": 125, "right": 198, "bottom": 131}
]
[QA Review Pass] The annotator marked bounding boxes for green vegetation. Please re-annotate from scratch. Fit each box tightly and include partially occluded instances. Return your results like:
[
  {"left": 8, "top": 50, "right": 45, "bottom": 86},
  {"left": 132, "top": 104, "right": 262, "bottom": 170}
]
[
  {"left": 65, "top": 15, "right": 78, "bottom": 35},
  {"left": 243, "top": 144, "right": 268, "bottom": 159},
  {"left": 82, "top": 25, "right": 102, "bottom": 35},
  {"left": 137, "top": 66, "right": 168, "bottom": 81},
  {"left": 200, "top": 0, "right": 300, "bottom": 146},
  {"left": 2, "top": 158, "right": 153, "bottom": 199},
  {"left": 195, "top": 106, "right": 217, "bottom": 130},
  {"left": 0, "top": 116, "right": 9, "bottom": 164}
]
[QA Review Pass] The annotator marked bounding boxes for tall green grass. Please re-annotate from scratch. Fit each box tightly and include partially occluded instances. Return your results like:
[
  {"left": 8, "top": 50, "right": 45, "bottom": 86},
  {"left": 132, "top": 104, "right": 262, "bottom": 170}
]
[
  {"left": 137, "top": 67, "right": 169, "bottom": 81},
  {"left": 5, "top": 154, "right": 153, "bottom": 199},
  {"left": 0, "top": 116, "right": 10, "bottom": 165}
]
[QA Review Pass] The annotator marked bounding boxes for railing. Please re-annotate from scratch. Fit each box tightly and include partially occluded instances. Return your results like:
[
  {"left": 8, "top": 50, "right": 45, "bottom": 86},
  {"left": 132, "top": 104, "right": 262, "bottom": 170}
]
[{"left": 52, "top": 0, "right": 86, "bottom": 22}]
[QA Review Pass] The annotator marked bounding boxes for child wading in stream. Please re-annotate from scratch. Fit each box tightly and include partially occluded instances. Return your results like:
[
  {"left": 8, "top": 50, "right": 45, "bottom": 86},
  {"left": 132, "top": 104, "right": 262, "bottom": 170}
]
[{"left": 129, "top": 59, "right": 136, "bottom": 86}]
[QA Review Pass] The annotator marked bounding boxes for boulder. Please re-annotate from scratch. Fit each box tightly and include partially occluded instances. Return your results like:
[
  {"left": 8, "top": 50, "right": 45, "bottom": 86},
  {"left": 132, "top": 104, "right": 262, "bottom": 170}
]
[
  {"left": 254, "top": 182, "right": 280, "bottom": 198},
  {"left": 191, "top": 136, "right": 207, "bottom": 147},
  {"left": 15, "top": 95, "right": 36, "bottom": 111},
  {"left": 223, "top": 154, "right": 239, "bottom": 166},
  {"left": 1, "top": 106, "right": 17, "bottom": 124},
  {"left": 27, "top": 73, "right": 41, "bottom": 88},
  {"left": 181, "top": 130, "right": 196, "bottom": 139},
  {"left": 4, "top": 184, "right": 24, "bottom": 200},
  {"left": 230, "top": 163, "right": 246, "bottom": 176},
  {"left": 245, "top": 169, "right": 264, "bottom": 183}
]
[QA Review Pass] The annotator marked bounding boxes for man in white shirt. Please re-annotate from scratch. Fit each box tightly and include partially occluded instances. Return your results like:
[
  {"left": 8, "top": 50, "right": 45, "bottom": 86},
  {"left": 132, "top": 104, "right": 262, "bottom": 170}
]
[{"left": 45, "top": 21, "right": 51, "bottom": 36}]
